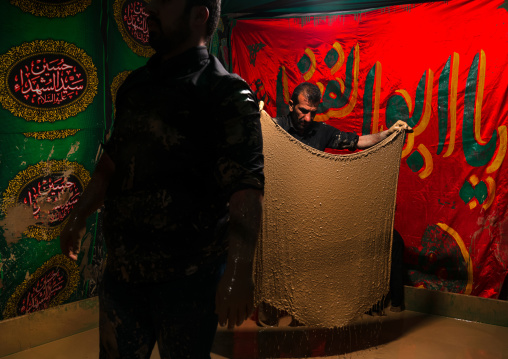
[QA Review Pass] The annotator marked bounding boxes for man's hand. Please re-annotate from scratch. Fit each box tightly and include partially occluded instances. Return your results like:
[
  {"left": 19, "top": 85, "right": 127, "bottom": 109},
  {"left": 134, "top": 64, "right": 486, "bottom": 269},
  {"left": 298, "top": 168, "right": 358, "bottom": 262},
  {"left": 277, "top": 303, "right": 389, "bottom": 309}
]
[
  {"left": 387, "top": 120, "right": 413, "bottom": 134},
  {"left": 60, "top": 215, "right": 87, "bottom": 261},
  {"left": 215, "top": 261, "right": 255, "bottom": 329},
  {"left": 59, "top": 153, "right": 114, "bottom": 261}
]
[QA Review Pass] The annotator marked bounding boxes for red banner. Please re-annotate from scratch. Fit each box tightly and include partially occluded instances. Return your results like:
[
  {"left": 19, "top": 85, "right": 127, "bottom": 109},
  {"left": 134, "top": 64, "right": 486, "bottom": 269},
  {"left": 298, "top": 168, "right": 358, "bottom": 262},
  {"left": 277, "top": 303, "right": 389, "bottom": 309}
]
[{"left": 232, "top": 0, "right": 508, "bottom": 298}]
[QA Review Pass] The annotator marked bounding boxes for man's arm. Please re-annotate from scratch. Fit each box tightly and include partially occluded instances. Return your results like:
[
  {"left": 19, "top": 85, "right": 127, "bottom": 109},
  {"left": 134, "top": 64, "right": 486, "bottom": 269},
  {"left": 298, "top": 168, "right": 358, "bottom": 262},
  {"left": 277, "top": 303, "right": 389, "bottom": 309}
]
[
  {"left": 60, "top": 152, "right": 115, "bottom": 261},
  {"left": 357, "top": 120, "right": 412, "bottom": 149},
  {"left": 215, "top": 187, "right": 263, "bottom": 329}
]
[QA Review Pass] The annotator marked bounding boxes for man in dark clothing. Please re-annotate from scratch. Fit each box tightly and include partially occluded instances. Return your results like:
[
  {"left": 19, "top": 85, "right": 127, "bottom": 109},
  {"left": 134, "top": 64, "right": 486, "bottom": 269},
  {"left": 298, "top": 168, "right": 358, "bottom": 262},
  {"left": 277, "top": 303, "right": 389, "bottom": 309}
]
[
  {"left": 60, "top": 0, "right": 264, "bottom": 357},
  {"left": 274, "top": 82, "right": 410, "bottom": 152}
]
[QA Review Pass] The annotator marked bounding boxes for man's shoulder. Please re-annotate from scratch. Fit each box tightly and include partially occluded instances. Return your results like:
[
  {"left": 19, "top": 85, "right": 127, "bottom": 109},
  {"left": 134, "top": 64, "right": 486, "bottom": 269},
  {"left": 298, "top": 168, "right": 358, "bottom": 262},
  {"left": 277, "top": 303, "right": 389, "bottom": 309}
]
[
  {"left": 314, "top": 121, "right": 341, "bottom": 133},
  {"left": 201, "top": 56, "right": 257, "bottom": 109},
  {"left": 126, "top": 59, "right": 154, "bottom": 82},
  {"left": 115, "top": 65, "right": 150, "bottom": 101},
  {"left": 274, "top": 114, "right": 290, "bottom": 129},
  {"left": 207, "top": 56, "right": 252, "bottom": 93},
  {"left": 272, "top": 115, "right": 289, "bottom": 127}
]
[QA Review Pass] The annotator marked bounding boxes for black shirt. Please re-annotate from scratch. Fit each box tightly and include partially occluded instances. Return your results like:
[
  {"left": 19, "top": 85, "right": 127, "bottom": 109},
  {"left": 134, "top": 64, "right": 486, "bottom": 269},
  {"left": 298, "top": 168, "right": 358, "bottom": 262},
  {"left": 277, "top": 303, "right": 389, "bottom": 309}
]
[
  {"left": 274, "top": 114, "right": 359, "bottom": 152},
  {"left": 102, "top": 46, "right": 264, "bottom": 282}
]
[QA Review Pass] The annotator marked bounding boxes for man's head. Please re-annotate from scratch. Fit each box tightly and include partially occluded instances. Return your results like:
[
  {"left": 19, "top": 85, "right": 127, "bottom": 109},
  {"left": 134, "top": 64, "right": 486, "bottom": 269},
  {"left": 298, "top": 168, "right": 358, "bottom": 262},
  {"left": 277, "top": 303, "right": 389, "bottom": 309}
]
[
  {"left": 288, "top": 82, "right": 321, "bottom": 135},
  {"left": 147, "top": 0, "right": 221, "bottom": 58}
]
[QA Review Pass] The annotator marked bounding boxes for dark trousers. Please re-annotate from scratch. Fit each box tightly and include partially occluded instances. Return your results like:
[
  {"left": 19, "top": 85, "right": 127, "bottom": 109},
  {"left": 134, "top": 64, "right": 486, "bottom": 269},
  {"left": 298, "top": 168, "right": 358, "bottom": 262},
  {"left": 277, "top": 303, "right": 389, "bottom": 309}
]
[{"left": 99, "top": 266, "right": 223, "bottom": 359}]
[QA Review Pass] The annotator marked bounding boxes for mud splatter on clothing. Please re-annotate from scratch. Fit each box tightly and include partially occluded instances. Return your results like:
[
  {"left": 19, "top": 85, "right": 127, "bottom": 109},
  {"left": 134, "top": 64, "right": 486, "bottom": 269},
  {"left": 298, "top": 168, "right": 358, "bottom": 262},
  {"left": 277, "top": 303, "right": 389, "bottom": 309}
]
[{"left": 102, "top": 46, "right": 264, "bottom": 283}]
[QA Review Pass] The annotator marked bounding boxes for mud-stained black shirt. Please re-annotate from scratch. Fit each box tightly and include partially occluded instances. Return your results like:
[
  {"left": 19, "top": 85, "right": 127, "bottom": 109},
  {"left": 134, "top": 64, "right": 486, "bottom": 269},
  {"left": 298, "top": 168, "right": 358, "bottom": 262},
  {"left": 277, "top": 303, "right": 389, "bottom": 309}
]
[
  {"left": 102, "top": 46, "right": 264, "bottom": 283},
  {"left": 274, "top": 115, "right": 358, "bottom": 152}
]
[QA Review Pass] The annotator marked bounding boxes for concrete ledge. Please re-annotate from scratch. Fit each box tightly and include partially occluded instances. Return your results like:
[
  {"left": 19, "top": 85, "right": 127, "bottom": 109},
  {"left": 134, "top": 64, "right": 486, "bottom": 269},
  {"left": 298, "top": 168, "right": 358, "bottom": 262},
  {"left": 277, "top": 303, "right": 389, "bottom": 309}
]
[
  {"left": 1, "top": 287, "right": 507, "bottom": 357},
  {"left": 0, "top": 297, "right": 99, "bottom": 357},
  {"left": 404, "top": 286, "right": 508, "bottom": 327}
]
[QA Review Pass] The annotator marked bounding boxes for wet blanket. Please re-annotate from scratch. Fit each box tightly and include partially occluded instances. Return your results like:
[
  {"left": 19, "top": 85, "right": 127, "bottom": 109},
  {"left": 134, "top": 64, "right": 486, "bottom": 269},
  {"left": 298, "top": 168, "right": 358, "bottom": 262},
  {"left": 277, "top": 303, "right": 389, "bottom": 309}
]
[{"left": 255, "top": 110, "right": 405, "bottom": 328}]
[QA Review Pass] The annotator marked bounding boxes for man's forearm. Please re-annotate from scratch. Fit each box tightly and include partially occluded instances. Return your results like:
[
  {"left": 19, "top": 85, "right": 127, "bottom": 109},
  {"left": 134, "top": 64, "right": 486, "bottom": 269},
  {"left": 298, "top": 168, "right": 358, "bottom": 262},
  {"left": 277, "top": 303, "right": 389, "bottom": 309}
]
[
  {"left": 70, "top": 153, "right": 115, "bottom": 220},
  {"left": 358, "top": 120, "right": 411, "bottom": 149},
  {"left": 357, "top": 132, "right": 388, "bottom": 149},
  {"left": 225, "top": 188, "right": 263, "bottom": 274},
  {"left": 215, "top": 187, "right": 263, "bottom": 328},
  {"left": 60, "top": 152, "right": 115, "bottom": 260}
]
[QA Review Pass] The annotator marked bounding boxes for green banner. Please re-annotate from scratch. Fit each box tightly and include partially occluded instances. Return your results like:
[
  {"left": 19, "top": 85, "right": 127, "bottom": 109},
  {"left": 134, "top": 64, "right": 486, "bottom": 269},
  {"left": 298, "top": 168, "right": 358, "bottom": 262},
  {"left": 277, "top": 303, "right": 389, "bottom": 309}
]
[{"left": 0, "top": 0, "right": 151, "bottom": 319}]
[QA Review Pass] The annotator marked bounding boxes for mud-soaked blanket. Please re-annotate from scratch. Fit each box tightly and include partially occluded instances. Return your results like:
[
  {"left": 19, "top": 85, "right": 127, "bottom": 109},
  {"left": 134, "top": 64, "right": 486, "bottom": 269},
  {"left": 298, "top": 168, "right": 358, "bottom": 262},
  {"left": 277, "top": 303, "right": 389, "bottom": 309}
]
[{"left": 254, "top": 110, "right": 405, "bottom": 328}]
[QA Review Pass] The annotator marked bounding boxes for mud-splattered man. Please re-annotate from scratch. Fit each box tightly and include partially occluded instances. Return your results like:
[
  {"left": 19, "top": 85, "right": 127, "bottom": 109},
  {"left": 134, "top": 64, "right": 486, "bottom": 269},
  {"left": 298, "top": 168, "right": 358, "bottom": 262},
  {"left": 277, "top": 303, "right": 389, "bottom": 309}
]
[{"left": 60, "top": 0, "right": 264, "bottom": 357}]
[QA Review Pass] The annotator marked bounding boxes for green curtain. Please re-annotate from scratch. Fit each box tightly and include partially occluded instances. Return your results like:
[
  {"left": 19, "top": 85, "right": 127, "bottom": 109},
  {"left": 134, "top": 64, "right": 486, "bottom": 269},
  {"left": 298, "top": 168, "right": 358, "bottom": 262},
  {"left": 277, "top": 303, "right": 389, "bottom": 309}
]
[{"left": 0, "top": 0, "right": 151, "bottom": 320}]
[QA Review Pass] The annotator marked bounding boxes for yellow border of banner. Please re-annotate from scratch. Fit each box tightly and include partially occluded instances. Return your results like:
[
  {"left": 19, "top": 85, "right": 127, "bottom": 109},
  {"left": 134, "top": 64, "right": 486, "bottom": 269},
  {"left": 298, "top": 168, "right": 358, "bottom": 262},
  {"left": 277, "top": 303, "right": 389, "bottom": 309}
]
[
  {"left": 10, "top": 0, "right": 91, "bottom": 18},
  {"left": 110, "top": 70, "right": 132, "bottom": 117},
  {"left": 23, "top": 129, "right": 81, "bottom": 140}
]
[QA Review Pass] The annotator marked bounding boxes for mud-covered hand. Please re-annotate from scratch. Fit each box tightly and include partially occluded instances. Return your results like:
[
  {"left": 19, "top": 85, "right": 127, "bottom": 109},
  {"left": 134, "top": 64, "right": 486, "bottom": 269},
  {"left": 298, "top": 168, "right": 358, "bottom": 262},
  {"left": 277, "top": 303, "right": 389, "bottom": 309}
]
[
  {"left": 60, "top": 215, "right": 86, "bottom": 261},
  {"left": 215, "top": 260, "right": 255, "bottom": 329},
  {"left": 59, "top": 153, "right": 115, "bottom": 261},
  {"left": 387, "top": 120, "right": 413, "bottom": 134}
]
